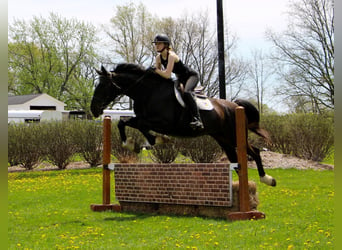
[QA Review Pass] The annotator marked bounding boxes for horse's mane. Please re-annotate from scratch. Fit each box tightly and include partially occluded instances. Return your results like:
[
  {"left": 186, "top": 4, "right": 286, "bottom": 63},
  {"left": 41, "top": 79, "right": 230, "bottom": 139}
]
[
  {"left": 113, "top": 63, "right": 174, "bottom": 87},
  {"left": 113, "top": 63, "right": 146, "bottom": 74}
]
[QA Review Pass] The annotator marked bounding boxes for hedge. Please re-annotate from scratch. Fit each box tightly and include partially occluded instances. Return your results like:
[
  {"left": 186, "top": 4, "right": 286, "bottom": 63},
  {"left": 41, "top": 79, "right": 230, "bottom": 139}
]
[{"left": 8, "top": 113, "right": 334, "bottom": 169}]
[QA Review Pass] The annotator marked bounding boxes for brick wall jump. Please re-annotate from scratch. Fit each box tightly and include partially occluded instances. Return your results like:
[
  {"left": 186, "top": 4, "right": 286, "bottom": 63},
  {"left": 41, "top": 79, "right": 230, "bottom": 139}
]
[{"left": 114, "top": 163, "right": 231, "bottom": 207}]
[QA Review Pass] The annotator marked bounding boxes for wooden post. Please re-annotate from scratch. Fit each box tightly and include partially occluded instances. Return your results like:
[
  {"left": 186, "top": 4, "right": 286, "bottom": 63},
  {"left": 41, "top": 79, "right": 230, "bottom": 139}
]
[
  {"left": 102, "top": 116, "right": 111, "bottom": 204},
  {"left": 91, "top": 116, "right": 121, "bottom": 212},
  {"left": 235, "top": 107, "right": 250, "bottom": 212},
  {"left": 228, "top": 107, "right": 265, "bottom": 221}
]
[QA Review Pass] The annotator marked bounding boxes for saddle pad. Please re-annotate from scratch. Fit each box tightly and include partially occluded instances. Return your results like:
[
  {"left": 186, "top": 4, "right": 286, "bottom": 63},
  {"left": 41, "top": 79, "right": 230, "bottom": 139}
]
[{"left": 174, "top": 84, "right": 213, "bottom": 111}]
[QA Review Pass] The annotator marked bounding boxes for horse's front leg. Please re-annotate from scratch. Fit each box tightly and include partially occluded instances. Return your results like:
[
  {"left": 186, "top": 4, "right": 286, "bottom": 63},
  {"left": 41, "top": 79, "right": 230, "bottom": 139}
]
[
  {"left": 117, "top": 118, "right": 129, "bottom": 143},
  {"left": 117, "top": 117, "right": 157, "bottom": 151}
]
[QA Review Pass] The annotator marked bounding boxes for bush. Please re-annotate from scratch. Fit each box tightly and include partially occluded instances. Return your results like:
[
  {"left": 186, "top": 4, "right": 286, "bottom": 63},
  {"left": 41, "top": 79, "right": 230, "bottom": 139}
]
[
  {"left": 150, "top": 141, "right": 179, "bottom": 163},
  {"left": 256, "top": 115, "right": 294, "bottom": 154},
  {"left": 40, "top": 121, "right": 78, "bottom": 169},
  {"left": 7, "top": 112, "right": 333, "bottom": 169},
  {"left": 261, "top": 113, "right": 334, "bottom": 161},
  {"left": 8, "top": 123, "right": 44, "bottom": 170},
  {"left": 288, "top": 113, "right": 334, "bottom": 161},
  {"left": 178, "top": 136, "right": 223, "bottom": 163},
  {"left": 72, "top": 120, "right": 103, "bottom": 167}
]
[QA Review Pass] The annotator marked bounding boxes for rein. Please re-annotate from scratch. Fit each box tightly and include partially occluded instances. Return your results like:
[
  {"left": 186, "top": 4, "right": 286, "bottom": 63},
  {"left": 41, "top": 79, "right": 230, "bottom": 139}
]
[{"left": 111, "top": 71, "right": 149, "bottom": 96}]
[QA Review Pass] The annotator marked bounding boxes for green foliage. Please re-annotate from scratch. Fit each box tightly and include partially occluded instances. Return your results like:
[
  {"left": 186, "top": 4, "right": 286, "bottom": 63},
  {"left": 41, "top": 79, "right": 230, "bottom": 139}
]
[
  {"left": 149, "top": 136, "right": 223, "bottom": 164},
  {"left": 289, "top": 113, "right": 334, "bottom": 161},
  {"left": 8, "top": 123, "right": 44, "bottom": 169},
  {"left": 71, "top": 120, "right": 103, "bottom": 167},
  {"left": 8, "top": 168, "right": 334, "bottom": 249},
  {"left": 258, "top": 113, "right": 334, "bottom": 161},
  {"left": 150, "top": 142, "right": 179, "bottom": 163},
  {"left": 8, "top": 120, "right": 105, "bottom": 169},
  {"left": 322, "top": 147, "right": 334, "bottom": 165},
  {"left": 7, "top": 112, "right": 334, "bottom": 169},
  {"left": 8, "top": 13, "right": 99, "bottom": 115},
  {"left": 40, "top": 121, "right": 78, "bottom": 169},
  {"left": 178, "top": 136, "right": 223, "bottom": 163}
]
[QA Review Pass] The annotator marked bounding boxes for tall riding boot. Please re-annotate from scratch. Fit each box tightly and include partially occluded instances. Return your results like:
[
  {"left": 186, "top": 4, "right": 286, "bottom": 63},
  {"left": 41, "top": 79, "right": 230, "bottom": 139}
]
[{"left": 183, "top": 92, "right": 204, "bottom": 130}]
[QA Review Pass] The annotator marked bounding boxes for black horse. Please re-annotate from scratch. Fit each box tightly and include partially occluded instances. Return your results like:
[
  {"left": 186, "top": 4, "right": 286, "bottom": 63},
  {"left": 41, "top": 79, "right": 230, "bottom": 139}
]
[{"left": 91, "top": 64, "right": 276, "bottom": 186}]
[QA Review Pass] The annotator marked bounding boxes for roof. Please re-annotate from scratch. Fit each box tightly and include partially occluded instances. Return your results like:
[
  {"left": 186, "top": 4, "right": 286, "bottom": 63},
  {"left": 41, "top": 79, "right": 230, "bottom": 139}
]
[{"left": 8, "top": 94, "right": 44, "bottom": 105}]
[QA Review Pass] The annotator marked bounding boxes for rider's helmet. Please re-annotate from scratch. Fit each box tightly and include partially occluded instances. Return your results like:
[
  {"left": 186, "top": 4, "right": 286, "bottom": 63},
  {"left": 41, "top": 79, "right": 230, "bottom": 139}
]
[{"left": 152, "top": 34, "right": 170, "bottom": 46}]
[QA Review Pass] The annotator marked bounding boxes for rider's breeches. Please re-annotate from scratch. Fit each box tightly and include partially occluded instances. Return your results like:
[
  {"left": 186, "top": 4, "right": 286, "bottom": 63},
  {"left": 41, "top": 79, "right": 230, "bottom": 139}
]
[{"left": 184, "top": 74, "right": 199, "bottom": 93}]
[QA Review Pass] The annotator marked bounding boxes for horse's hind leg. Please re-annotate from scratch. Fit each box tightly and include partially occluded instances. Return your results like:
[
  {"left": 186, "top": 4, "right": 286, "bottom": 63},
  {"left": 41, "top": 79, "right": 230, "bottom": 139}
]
[{"left": 247, "top": 145, "right": 276, "bottom": 187}]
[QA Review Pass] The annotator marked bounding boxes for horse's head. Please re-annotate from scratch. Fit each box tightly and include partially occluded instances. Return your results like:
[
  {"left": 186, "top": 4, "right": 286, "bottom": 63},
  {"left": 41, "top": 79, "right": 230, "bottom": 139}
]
[
  {"left": 91, "top": 63, "right": 154, "bottom": 117},
  {"left": 90, "top": 66, "right": 121, "bottom": 118}
]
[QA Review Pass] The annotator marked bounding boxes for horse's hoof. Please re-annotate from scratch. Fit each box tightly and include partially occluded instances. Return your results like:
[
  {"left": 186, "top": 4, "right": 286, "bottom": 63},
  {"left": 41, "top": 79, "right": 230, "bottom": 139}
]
[
  {"left": 122, "top": 138, "right": 135, "bottom": 151},
  {"left": 260, "top": 175, "right": 276, "bottom": 187},
  {"left": 155, "top": 135, "right": 171, "bottom": 144},
  {"left": 190, "top": 121, "right": 204, "bottom": 131},
  {"left": 155, "top": 136, "right": 164, "bottom": 144}
]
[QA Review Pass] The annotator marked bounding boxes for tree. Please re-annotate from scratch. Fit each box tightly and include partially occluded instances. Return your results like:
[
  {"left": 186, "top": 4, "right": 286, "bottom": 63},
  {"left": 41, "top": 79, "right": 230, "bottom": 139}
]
[
  {"left": 105, "top": 2, "right": 247, "bottom": 107},
  {"left": 104, "top": 2, "right": 157, "bottom": 110},
  {"left": 246, "top": 49, "right": 275, "bottom": 114},
  {"left": 8, "top": 13, "right": 99, "bottom": 114},
  {"left": 104, "top": 2, "right": 154, "bottom": 65},
  {"left": 177, "top": 11, "right": 219, "bottom": 97},
  {"left": 267, "top": 0, "right": 334, "bottom": 113}
]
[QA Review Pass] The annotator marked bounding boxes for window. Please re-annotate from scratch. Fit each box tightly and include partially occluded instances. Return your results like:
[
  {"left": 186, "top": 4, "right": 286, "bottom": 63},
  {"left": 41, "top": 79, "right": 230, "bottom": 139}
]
[{"left": 30, "top": 106, "right": 56, "bottom": 110}]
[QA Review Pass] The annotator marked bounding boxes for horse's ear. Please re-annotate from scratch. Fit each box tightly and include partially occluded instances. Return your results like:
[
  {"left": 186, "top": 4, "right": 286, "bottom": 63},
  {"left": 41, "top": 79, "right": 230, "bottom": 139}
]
[
  {"left": 95, "top": 68, "right": 102, "bottom": 75},
  {"left": 101, "top": 65, "right": 109, "bottom": 75}
]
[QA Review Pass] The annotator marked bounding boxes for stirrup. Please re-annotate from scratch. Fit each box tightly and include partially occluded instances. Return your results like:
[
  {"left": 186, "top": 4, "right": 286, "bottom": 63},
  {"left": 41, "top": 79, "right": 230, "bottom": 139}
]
[{"left": 190, "top": 120, "right": 204, "bottom": 130}]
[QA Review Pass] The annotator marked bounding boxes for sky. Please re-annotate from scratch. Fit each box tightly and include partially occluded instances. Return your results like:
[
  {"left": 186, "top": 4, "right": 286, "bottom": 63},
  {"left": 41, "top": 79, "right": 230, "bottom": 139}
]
[
  {"left": 8, "top": 0, "right": 290, "bottom": 111},
  {"left": 8, "top": 0, "right": 289, "bottom": 57}
]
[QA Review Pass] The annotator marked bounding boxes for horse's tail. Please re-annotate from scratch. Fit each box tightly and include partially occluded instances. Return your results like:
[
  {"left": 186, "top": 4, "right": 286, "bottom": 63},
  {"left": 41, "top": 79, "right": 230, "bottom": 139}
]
[{"left": 234, "top": 99, "right": 272, "bottom": 144}]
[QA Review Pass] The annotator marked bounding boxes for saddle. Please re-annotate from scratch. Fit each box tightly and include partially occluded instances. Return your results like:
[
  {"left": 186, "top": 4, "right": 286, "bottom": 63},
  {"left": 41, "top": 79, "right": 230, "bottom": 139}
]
[{"left": 174, "top": 83, "right": 213, "bottom": 111}]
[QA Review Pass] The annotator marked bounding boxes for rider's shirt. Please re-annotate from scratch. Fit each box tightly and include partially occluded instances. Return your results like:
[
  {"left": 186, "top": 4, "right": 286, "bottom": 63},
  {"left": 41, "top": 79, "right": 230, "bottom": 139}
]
[{"left": 160, "top": 51, "right": 197, "bottom": 84}]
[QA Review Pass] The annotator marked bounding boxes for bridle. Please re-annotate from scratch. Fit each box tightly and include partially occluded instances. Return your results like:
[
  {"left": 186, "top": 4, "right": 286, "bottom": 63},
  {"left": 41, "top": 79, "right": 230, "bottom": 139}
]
[
  {"left": 92, "top": 74, "right": 122, "bottom": 105},
  {"left": 109, "top": 70, "right": 148, "bottom": 96},
  {"left": 105, "top": 74, "right": 122, "bottom": 91},
  {"left": 94, "top": 67, "right": 151, "bottom": 109}
]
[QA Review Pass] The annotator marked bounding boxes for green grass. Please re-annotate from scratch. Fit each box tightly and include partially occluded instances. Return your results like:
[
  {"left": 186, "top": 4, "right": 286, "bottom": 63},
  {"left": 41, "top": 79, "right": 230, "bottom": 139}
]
[
  {"left": 321, "top": 147, "right": 334, "bottom": 165},
  {"left": 8, "top": 168, "right": 334, "bottom": 249}
]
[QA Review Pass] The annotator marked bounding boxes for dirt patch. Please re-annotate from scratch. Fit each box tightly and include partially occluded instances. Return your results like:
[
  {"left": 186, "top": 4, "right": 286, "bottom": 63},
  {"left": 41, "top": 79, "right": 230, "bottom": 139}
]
[
  {"left": 220, "top": 151, "right": 333, "bottom": 170},
  {"left": 8, "top": 151, "right": 333, "bottom": 173},
  {"left": 251, "top": 151, "right": 333, "bottom": 170}
]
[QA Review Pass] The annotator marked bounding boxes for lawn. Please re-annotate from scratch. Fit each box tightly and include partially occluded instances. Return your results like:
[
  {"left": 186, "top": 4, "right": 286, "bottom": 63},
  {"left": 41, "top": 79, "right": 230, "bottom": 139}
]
[{"left": 8, "top": 167, "right": 334, "bottom": 249}]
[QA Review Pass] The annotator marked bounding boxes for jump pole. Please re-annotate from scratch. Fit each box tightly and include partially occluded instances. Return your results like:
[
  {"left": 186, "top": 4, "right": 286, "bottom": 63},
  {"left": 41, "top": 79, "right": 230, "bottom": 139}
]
[
  {"left": 91, "top": 116, "right": 121, "bottom": 212},
  {"left": 228, "top": 106, "right": 265, "bottom": 220}
]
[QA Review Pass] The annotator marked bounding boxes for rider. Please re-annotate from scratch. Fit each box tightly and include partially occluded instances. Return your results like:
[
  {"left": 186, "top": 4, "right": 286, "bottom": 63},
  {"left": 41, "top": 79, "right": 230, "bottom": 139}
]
[{"left": 152, "top": 34, "right": 204, "bottom": 130}]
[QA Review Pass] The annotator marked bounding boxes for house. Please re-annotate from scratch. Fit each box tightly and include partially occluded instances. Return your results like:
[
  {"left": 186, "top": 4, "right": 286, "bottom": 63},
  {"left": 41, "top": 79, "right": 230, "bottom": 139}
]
[
  {"left": 8, "top": 93, "right": 66, "bottom": 111},
  {"left": 8, "top": 94, "right": 67, "bottom": 123}
]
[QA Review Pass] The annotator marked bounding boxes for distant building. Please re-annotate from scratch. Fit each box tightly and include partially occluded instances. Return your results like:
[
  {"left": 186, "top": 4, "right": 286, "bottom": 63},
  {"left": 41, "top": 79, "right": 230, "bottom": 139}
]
[
  {"left": 8, "top": 94, "right": 66, "bottom": 123},
  {"left": 8, "top": 93, "right": 66, "bottom": 111}
]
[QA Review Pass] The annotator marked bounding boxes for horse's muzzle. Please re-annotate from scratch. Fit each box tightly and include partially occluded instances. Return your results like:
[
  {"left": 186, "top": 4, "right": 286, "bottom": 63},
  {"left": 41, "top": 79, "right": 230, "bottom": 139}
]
[{"left": 90, "top": 99, "right": 103, "bottom": 118}]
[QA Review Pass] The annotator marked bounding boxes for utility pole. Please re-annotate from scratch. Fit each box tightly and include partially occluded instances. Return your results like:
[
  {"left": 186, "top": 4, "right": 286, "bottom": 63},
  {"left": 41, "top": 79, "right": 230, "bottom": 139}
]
[{"left": 216, "top": 0, "right": 226, "bottom": 99}]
